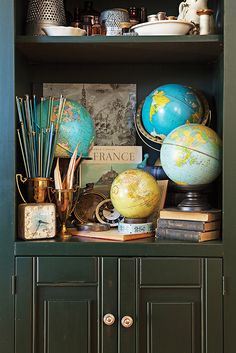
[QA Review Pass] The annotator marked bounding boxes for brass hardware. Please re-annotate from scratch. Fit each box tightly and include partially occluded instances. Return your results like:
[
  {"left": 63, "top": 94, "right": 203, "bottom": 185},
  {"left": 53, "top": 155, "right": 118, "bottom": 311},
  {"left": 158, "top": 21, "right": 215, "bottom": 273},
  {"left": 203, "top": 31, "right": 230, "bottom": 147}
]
[
  {"left": 121, "top": 315, "right": 133, "bottom": 328},
  {"left": 103, "top": 313, "right": 115, "bottom": 326}
]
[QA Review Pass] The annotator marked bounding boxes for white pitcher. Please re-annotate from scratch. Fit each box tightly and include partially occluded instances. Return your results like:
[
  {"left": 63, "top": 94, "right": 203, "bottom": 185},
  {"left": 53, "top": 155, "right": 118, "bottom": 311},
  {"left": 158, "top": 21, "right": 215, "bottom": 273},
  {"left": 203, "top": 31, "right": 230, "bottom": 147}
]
[{"left": 178, "top": 0, "right": 208, "bottom": 24}]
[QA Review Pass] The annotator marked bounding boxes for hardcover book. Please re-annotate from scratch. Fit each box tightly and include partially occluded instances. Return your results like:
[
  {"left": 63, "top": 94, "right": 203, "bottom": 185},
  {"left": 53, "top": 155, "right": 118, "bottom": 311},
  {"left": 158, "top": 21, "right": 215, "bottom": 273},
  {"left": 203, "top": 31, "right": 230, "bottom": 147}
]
[
  {"left": 156, "top": 228, "right": 221, "bottom": 242},
  {"left": 70, "top": 229, "right": 154, "bottom": 241},
  {"left": 159, "top": 208, "right": 222, "bottom": 222},
  {"left": 157, "top": 218, "right": 221, "bottom": 232},
  {"left": 79, "top": 145, "right": 142, "bottom": 188}
]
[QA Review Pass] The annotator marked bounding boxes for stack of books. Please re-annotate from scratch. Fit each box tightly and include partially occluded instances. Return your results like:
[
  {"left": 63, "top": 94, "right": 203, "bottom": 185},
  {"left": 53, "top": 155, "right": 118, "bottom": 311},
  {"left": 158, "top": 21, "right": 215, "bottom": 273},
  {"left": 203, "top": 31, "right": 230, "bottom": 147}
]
[{"left": 156, "top": 208, "right": 222, "bottom": 242}]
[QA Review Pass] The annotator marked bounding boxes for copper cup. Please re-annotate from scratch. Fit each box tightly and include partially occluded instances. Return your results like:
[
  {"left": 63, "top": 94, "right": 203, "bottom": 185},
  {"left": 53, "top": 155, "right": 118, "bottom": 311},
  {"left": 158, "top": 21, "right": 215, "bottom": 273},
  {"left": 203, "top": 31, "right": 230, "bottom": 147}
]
[{"left": 16, "top": 174, "right": 52, "bottom": 203}]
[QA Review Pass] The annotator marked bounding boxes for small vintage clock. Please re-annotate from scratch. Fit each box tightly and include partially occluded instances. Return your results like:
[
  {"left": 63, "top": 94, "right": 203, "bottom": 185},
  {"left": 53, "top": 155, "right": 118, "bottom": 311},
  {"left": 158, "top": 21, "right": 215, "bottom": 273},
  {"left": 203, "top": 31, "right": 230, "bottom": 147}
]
[{"left": 18, "top": 203, "right": 56, "bottom": 240}]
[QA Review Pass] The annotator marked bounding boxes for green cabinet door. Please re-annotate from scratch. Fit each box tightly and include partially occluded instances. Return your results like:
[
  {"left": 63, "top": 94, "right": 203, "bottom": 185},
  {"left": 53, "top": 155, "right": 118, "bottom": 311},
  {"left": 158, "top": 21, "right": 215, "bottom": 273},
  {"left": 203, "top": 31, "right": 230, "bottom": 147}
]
[
  {"left": 137, "top": 258, "right": 223, "bottom": 353},
  {"left": 15, "top": 257, "right": 99, "bottom": 353},
  {"left": 118, "top": 257, "right": 223, "bottom": 353}
]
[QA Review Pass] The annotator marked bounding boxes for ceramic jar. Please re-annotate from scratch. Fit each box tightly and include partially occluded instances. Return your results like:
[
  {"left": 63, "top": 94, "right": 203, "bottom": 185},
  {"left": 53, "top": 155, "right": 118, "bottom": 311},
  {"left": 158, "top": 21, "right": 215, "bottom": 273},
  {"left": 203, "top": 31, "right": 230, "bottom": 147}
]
[
  {"left": 197, "top": 9, "right": 215, "bottom": 35},
  {"left": 100, "top": 8, "right": 129, "bottom": 36}
]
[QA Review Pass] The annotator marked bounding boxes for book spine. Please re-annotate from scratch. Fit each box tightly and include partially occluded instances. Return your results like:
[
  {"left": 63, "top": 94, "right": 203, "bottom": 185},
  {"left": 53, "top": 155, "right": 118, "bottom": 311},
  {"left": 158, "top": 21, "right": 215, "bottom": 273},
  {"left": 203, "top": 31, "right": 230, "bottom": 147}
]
[
  {"left": 159, "top": 211, "right": 208, "bottom": 221},
  {"left": 156, "top": 228, "right": 201, "bottom": 242},
  {"left": 158, "top": 219, "right": 204, "bottom": 231}
]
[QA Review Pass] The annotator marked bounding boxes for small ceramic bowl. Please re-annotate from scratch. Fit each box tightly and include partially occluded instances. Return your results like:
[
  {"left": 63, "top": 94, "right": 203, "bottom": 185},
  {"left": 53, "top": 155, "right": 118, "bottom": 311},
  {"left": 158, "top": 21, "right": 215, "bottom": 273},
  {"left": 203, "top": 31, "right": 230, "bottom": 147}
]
[{"left": 42, "top": 26, "right": 87, "bottom": 36}]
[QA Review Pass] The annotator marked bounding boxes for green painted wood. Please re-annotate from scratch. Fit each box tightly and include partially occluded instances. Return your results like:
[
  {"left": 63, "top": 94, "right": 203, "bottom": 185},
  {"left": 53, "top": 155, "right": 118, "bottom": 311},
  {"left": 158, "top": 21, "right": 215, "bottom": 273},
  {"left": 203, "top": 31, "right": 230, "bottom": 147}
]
[
  {"left": 147, "top": 302, "right": 194, "bottom": 353},
  {"left": 203, "top": 258, "right": 223, "bottom": 353},
  {"left": 138, "top": 257, "right": 223, "bottom": 353},
  {"left": 15, "top": 35, "right": 223, "bottom": 64},
  {"left": 37, "top": 286, "right": 98, "bottom": 353},
  {"left": 0, "top": 0, "right": 15, "bottom": 352},
  {"left": 223, "top": 0, "right": 236, "bottom": 352},
  {"left": 138, "top": 281, "right": 201, "bottom": 352},
  {"left": 37, "top": 257, "right": 98, "bottom": 283},
  {"left": 15, "top": 258, "right": 33, "bottom": 353},
  {"left": 15, "top": 257, "right": 99, "bottom": 353},
  {"left": 45, "top": 300, "right": 90, "bottom": 353},
  {"left": 14, "top": 240, "right": 224, "bottom": 257},
  {"left": 16, "top": 34, "right": 222, "bottom": 44},
  {"left": 0, "top": 0, "right": 232, "bottom": 351},
  {"left": 118, "top": 258, "right": 136, "bottom": 353},
  {"left": 100, "top": 258, "right": 118, "bottom": 353},
  {"left": 140, "top": 258, "right": 201, "bottom": 286}
]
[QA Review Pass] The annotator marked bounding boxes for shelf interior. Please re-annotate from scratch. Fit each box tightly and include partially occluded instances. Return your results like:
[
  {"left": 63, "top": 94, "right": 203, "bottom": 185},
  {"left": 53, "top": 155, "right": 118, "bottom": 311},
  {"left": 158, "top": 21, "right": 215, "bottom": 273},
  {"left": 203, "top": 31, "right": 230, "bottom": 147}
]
[{"left": 15, "top": 35, "right": 223, "bottom": 64}]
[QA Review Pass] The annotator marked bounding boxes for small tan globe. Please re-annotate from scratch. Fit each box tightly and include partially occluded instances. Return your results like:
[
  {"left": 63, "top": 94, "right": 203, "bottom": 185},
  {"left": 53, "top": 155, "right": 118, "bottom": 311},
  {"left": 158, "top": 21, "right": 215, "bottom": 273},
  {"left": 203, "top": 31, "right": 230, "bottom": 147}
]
[{"left": 110, "top": 169, "right": 161, "bottom": 219}]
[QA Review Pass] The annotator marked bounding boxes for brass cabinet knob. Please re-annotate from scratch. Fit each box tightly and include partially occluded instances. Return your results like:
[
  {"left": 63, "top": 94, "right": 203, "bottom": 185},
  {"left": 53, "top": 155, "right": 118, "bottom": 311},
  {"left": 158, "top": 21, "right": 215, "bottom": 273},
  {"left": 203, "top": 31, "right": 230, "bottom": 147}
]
[
  {"left": 121, "top": 315, "right": 133, "bottom": 328},
  {"left": 103, "top": 313, "right": 115, "bottom": 326}
]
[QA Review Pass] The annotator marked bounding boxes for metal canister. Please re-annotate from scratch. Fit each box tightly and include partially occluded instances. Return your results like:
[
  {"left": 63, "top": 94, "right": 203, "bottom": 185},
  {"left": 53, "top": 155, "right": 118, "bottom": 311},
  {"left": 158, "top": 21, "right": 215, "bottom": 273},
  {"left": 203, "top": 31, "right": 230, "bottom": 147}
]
[{"left": 26, "top": 0, "right": 66, "bottom": 35}]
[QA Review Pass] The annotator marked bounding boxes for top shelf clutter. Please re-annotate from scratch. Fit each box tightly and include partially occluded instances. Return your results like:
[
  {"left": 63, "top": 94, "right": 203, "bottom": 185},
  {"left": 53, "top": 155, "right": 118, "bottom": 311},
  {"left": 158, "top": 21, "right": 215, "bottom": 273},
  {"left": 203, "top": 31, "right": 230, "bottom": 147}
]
[{"left": 15, "top": 34, "right": 223, "bottom": 64}]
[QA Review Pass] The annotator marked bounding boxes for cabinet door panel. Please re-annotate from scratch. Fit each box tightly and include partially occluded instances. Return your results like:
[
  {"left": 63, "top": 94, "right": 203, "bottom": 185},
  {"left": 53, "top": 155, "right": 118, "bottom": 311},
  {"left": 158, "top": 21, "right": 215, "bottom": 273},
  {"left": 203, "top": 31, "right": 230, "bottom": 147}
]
[
  {"left": 15, "top": 257, "right": 99, "bottom": 353},
  {"left": 147, "top": 302, "right": 194, "bottom": 353},
  {"left": 37, "top": 257, "right": 98, "bottom": 284},
  {"left": 140, "top": 258, "right": 201, "bottom": 286},
  {"left": 139, "top": 288, "right": 200, "bottom": 353},
  {"left": 45, "top": 300, "right": 91, "bottom": 353},
  {"left": 138, "top": 258, "right": 223, "bottom": 353}
]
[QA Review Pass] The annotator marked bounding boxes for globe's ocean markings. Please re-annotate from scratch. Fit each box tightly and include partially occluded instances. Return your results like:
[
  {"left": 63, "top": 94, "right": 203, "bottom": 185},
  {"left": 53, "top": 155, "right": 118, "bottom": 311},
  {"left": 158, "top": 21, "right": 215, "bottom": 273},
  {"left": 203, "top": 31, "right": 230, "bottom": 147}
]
[
  {"left": 37, "top": 99, "right": 96, "bottom": 158},
  {"left": 160, "top": 124, "right": 222, "bottom": 185},
  {"left": 142, "top": 84, "right": 204, "bottom": 137}
]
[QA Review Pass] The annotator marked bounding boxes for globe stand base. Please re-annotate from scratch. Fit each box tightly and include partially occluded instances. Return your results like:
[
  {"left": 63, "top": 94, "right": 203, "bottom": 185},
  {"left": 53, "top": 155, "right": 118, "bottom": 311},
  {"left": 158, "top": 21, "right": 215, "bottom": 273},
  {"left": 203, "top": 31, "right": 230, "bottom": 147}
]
[
  {"left": 174, "top": 184, "right": 212, "bottom": 212},
  {"left": 124, "top": 218, "right": 147, "bottom": 224}
]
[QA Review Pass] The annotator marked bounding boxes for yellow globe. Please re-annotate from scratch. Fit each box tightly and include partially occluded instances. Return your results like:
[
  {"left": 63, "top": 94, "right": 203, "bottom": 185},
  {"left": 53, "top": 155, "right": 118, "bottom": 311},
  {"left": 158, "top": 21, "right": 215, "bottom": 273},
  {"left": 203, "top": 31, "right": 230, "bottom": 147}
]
[{"left": 110, "top": 169, "right": 161, "bottom": 219}]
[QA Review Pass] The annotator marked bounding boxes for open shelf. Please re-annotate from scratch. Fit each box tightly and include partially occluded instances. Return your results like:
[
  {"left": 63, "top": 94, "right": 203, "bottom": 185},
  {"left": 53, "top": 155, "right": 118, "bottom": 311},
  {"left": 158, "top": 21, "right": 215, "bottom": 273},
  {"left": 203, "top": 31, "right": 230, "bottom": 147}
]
[{"left": 15, "top": 35, "right": 223, "bottom": 64}]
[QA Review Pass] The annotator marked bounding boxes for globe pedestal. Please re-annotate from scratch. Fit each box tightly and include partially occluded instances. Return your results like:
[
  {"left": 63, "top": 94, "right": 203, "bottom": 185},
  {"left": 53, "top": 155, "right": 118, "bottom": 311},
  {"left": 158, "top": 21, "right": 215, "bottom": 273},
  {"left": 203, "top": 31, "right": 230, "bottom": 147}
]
[
  {"left": 124, "top": 218, "right": 147, "bottom": 224},
  {"left": 173, "top": 184, "right": 211, "bottom": 211},
  {"left": 118, "top": 217, "right": 154, "bottom": 235}
]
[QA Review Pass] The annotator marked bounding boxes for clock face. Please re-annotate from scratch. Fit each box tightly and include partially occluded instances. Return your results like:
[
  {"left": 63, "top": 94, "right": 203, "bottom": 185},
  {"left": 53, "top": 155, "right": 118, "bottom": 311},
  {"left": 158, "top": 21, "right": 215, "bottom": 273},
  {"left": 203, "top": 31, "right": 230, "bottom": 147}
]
[{"left": 19, "top": 203, "right": 56, "bottom": 240}]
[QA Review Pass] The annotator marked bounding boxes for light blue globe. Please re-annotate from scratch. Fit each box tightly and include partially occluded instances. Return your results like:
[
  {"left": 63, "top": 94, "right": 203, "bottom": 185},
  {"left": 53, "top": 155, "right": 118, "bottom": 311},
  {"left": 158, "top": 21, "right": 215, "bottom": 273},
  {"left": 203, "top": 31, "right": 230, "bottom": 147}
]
[
  {"left": 160, "top": 124, "right": 222, "bottom": 185},
  {"left": 142, "top": 84, "right": 204, "bottom": 137},
  {"left": 38, "top": 99, "right": 95, "bottom": 158}
]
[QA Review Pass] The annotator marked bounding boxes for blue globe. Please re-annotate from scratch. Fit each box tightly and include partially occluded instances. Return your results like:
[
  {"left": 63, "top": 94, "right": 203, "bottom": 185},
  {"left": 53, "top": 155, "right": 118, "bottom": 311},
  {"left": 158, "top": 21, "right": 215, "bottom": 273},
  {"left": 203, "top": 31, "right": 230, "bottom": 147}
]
[
  {"left": 160, "top": 124, "right": 222, "bottom": 185},
  {"left": 37, "top": 99, "right": 96, "bottom": 158},
  {"left": 142, "top": 84, "right": 204, "bottom": 137}
]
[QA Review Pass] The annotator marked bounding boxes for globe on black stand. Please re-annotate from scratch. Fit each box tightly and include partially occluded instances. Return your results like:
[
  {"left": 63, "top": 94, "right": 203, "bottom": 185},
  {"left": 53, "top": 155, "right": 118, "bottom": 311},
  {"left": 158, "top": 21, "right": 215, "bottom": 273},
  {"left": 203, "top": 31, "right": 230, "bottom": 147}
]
[
  {"left": 172, "top": 184, "right": 212, "bottom": 211},
  {"left": 160, "top": 124, "right": 222, "bottom": 212}
]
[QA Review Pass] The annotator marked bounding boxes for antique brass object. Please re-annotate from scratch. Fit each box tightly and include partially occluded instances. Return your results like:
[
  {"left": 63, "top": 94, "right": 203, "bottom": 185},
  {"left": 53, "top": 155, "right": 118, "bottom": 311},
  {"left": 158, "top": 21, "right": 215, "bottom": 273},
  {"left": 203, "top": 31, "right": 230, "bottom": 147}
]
[
  {"left": 16, "top": 174, "right": 51, "bottom": 203},
  {"left": 52, "top": 188, "right": 79, "bottom": 240}
]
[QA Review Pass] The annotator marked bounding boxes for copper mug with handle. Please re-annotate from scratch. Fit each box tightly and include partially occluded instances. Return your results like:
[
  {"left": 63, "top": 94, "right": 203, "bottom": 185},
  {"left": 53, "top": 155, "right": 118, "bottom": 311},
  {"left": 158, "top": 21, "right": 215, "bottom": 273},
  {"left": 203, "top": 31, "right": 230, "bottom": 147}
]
[{"left": 16, "top": 174, "right": 52, "bottom": 203}]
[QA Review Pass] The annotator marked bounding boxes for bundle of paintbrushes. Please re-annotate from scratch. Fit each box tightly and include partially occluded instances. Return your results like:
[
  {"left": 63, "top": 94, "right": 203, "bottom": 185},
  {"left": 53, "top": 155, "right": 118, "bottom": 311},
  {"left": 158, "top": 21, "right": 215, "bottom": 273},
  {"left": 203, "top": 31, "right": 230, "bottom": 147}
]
[
  {"left": 54, "top": 145, "right": 82, "bottom": 190},
  {"left": 16, "top": 95, "right": 66, "bottom": 178}
]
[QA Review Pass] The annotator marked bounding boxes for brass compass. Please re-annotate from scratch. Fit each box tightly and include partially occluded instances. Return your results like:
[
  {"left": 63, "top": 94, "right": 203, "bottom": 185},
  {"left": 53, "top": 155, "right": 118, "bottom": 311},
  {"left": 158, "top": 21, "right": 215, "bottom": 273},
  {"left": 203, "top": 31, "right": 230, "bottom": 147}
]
[{"left": 74, "top": 186, "right": 107, "bottom": 224}]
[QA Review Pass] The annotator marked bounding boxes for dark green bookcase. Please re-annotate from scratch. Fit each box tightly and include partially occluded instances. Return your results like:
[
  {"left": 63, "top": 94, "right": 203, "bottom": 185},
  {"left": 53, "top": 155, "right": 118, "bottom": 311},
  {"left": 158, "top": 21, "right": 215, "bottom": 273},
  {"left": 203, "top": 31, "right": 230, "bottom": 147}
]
[{"left": 0, "top": 0, "right": 235, "bottom": 352}]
